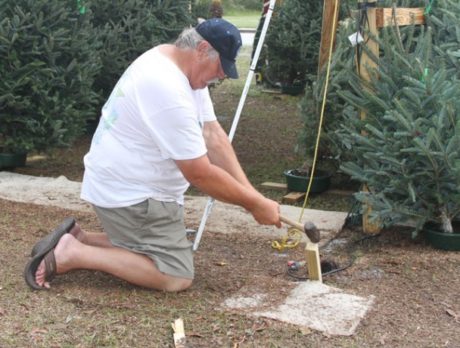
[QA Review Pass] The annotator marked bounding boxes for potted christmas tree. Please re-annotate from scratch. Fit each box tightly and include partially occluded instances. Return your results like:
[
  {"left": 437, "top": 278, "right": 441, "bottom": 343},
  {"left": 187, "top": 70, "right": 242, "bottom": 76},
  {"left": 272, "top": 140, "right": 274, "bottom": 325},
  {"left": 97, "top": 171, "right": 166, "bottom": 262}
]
[
  {"left": 337, "top": 0, "right": 460, "bottom": 250},
  {"left": 0, "top": 0, "right": 101, "bottom": 168},
  {"left": 263, "top": 0, "right": 322, "bottom": 94}
]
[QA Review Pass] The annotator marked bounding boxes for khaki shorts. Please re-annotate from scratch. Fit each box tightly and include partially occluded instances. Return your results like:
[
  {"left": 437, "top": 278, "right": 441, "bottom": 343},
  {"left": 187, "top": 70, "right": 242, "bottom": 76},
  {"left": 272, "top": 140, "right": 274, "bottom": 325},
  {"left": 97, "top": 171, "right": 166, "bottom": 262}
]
[{"left": 93, "top": 199, "right": 194, "bottom": 279}]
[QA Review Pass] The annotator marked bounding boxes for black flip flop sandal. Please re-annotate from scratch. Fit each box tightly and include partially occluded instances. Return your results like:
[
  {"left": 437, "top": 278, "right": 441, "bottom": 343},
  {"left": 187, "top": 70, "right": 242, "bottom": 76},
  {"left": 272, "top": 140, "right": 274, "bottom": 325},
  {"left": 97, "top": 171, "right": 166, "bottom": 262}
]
[
  {"left": 24, "top": 218, "right": 75, "bottom": 290},
  {"left": 30, "top": 217, "right": 75, "bottom": 257}
]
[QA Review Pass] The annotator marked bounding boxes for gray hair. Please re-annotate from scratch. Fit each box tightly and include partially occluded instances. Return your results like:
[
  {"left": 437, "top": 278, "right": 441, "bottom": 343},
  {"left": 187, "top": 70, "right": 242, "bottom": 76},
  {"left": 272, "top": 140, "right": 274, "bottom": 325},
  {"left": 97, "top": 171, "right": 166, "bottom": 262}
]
[{"left": 175, "top": 27, "right": 219, "bottom": 60}]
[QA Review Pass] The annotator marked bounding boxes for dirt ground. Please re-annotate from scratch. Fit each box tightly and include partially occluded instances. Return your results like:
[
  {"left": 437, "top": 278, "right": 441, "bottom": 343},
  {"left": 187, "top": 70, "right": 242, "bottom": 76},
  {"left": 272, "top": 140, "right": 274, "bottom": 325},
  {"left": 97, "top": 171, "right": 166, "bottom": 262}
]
[
  {"left": 1, "top": 197, "right": 459, "bottom": 347},
  {"left": 2, "top": 47, "right": 459, "bottom": 346}
]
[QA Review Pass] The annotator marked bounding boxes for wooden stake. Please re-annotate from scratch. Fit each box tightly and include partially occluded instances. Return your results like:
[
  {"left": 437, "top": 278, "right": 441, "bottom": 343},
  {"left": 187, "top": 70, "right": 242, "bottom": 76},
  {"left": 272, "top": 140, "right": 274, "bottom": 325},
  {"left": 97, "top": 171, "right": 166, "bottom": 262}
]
[
  {"left": 305, "top": 242, "right": 322, "bottom": 282},
  {"left": 357, "top": 1, "right": 379, "bottom": 83},
  {"left": 356, "top": 0, "right": 381, "bottom": 234},
  {"left": 171, "top": 318, "right": 186, "bottom": 348},
  {"left": 302, "top": 0, "right": 342, "bottom": 282},
  {"left": 318, "top": 0, "right": 341, "bottom": 74}
]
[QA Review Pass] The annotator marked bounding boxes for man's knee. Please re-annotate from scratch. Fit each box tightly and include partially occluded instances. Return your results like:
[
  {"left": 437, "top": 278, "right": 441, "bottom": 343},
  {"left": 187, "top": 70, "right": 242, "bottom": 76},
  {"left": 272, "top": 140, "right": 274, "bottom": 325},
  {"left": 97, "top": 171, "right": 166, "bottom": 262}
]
[{"left": 162, "top": 277, "right": 193, "bottom": 292}]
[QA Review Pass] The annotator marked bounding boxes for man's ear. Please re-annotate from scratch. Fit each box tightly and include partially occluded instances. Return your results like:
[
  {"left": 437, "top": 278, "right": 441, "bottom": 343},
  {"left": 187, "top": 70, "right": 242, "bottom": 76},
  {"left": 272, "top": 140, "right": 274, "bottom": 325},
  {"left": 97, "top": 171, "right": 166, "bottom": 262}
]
[{"left": 196, "top": 40, "right": 210, "bottom": 59}]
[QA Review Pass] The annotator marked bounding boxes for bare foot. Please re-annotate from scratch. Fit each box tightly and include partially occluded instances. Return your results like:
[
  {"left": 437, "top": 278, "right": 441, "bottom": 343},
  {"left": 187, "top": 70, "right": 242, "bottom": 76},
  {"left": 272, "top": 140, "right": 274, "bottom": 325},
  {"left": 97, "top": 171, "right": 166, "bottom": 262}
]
[
  {"left": 69, "top": 223, "right": 85, "bottom": 242},
  {"left": 34, "top": 234, "right": 81, "bottom": 288}
]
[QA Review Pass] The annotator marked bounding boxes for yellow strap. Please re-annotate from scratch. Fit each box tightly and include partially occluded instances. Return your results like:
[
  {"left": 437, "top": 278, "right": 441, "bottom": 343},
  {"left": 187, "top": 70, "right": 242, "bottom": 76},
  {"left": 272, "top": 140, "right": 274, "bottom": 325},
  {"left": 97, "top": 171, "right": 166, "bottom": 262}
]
[
  {"left": 298, "top": 0, "right": 339, "bottom": 222},
  {"left": 271, "top": 227, "right": 302, "bottom": 251},
  {"left": 272, "top": 0, "right": 339, "bottom": 250}
]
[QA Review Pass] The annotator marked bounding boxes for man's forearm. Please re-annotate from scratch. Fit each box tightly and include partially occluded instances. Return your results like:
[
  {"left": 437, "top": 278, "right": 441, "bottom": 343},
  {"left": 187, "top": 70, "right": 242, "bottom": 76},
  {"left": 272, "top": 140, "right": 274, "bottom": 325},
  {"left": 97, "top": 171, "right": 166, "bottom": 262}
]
[
  {"left": 176, "top": 155, "right": 280, "bottom": 226},
  {"left": 177, "top": 155, "right": 260, "bottom": 209},
  {"left": 203, "top": 121, "right": 254, "bottom": 190}
]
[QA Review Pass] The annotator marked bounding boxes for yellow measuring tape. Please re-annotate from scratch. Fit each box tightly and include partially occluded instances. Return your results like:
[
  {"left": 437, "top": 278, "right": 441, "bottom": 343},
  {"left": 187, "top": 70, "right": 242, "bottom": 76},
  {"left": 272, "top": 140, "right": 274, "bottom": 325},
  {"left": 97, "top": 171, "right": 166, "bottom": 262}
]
[{"left": 272, "top": 0, "right": 339, "bottom": 251}]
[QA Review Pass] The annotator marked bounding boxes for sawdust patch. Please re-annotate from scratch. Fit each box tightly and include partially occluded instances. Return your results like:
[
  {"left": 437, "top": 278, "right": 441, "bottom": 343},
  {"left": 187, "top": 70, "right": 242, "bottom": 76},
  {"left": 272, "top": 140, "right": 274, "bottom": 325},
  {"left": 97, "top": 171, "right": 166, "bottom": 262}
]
[{"left": 223, "top": 278, "right": 375, "bottom": 336}]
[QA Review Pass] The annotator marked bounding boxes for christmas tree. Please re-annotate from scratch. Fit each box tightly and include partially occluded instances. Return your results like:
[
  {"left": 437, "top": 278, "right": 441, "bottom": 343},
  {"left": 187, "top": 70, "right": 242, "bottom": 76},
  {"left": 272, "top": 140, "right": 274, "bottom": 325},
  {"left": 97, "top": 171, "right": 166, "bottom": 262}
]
[
  {"left": 335, "top": 0, "right": 460, "bottom": 234},
  {"left": 262, "top": 0, "right": 323, "bottom": 90},
  {"left": 0, "top": 0, "right": 101, "bottom": 153},
  {"left": 299, "top": 0, "right": 428, "bottom": 163}
]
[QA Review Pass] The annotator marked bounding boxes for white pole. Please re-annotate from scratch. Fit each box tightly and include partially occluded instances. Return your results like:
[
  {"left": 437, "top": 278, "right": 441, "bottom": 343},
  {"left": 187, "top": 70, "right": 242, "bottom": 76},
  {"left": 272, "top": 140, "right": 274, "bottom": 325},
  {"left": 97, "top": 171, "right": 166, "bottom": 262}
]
[{"left": 193, "top": 0, "right": 277, "bottom": 251}]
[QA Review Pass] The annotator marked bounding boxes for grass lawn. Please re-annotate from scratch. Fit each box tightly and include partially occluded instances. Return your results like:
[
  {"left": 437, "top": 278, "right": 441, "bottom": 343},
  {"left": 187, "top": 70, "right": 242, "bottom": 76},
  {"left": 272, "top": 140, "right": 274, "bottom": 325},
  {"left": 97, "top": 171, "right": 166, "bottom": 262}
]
[{"left": 223, "top": 10, "right": 261, "bottom": 29}]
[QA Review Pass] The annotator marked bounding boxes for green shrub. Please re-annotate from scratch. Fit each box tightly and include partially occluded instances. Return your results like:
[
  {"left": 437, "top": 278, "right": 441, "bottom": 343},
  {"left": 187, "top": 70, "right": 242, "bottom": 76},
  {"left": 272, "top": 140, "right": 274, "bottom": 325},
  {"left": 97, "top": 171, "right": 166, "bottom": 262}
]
[
  {"left": 426, "top": 0, "right": 460, "bottom": 77},
  {"left": 0, "top": 0, "right": 101, "bottom": 153},
  {"left": 339, "top": 24, "right": 460, "bottom": 233},
  {"left": 298, "top": 0, "right": 428, "bottom": 165},
  {"left": 263, "top": 0, "right": 322, "bottom": 88},
  {"left": 297, "top": 0, "right": 460, "bottom": 233},
  {"left": 192, "top": 1, "right": 211, "bottom": 20},
  {"left": 0, "top": 0, "right": 194, "bottom": 153},
  {"left": 89, "top": 0, "right": 192, "bottom": 103}
]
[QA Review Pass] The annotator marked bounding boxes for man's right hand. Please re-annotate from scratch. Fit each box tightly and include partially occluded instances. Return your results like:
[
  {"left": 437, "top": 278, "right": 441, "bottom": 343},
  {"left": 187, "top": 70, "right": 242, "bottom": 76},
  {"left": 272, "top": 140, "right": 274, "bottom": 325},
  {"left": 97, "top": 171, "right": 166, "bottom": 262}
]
[
  {"left": 249, "top": 196, "right": 281, "bottom": 228},
  {"left": 176, "top": 155, "right": 280, "bottom": 228}
]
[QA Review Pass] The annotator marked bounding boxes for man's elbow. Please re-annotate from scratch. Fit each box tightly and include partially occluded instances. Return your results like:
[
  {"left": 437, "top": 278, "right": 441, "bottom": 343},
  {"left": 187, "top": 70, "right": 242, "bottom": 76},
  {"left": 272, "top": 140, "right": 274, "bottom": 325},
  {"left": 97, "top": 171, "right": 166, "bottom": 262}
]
[
  {"left": 175, "top": 156, "right": 213, "bottom": 187},
  {"left": 185, "top": 171, "right": 210, "bottom": 188}
]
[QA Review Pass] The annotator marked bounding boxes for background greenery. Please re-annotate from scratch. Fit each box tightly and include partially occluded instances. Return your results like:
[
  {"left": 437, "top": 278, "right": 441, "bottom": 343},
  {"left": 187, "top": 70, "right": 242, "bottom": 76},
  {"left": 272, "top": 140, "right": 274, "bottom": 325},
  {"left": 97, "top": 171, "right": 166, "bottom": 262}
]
[
  {"left": 4, "top": 0, "right": 458, "bottom": 232},
  {"left": 89, "top": 0, "right": 192, "bottom": 108},
  {"left": 299, "top": 0, "right": 460, "bottom": 232},
  {"left": 0, "top": 0, "right": 191, "bottom": 153},
  {"left": 1, "top": 0, "right": 262, "bottom": 155},
  {"left": 0, "top": 0, "right": 101, "bottom": 153},
  {"left": 263, "top": 0, "right": 323, "bottom": 88}
]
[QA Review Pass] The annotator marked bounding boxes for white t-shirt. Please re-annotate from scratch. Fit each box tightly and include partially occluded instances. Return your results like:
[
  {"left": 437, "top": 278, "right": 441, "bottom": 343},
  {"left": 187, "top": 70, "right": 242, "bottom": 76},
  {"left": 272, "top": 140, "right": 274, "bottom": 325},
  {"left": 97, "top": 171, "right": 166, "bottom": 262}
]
[{"left": 81, "top": 47, "right": 217, "bottom": 207}]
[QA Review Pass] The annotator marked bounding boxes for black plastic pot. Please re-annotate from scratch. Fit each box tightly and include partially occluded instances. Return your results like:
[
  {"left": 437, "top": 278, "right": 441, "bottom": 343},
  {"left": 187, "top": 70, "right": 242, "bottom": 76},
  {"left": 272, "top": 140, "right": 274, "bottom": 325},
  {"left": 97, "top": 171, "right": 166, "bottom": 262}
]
[
  {"left": 0, "top": 152, "right": 27, "bottom": 169},
  {"left": 283, "top": 169, "right": 331, "bottom": 193},
  {"left": 423, "top": 221, "right": 460, "bottom": 251}
]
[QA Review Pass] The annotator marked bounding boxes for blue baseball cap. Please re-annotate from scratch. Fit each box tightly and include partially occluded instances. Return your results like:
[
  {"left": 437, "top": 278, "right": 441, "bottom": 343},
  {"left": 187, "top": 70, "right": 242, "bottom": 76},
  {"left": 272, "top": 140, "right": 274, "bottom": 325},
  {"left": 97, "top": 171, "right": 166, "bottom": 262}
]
[{"left": 196, "top": 18, "right": 242, "bottom": 79}]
